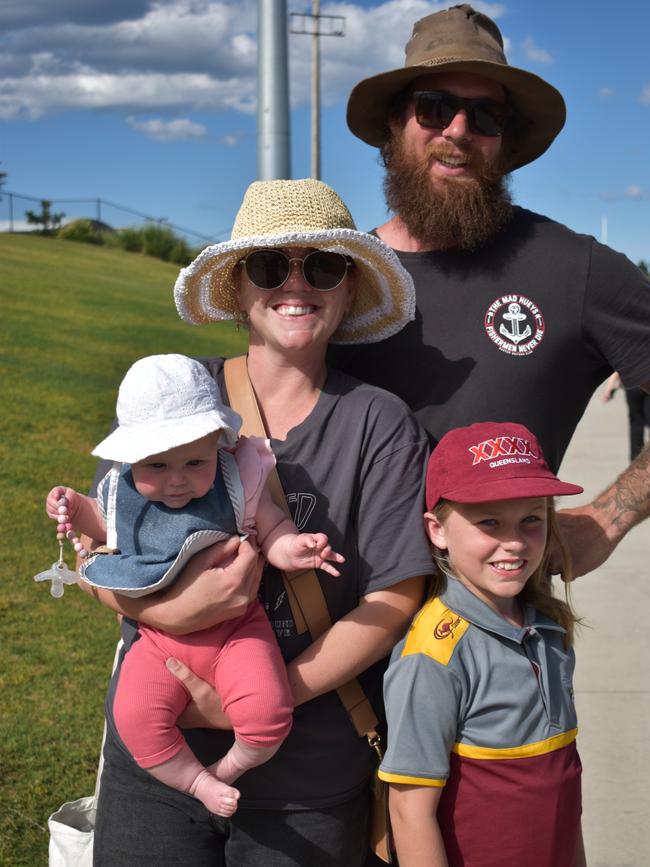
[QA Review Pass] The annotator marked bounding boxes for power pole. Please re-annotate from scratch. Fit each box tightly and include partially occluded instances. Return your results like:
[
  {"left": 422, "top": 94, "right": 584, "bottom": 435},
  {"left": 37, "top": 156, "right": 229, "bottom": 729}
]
[
  {"left": 290, "top": 3, "right": 345, "bottom": 179},
  {"left": 257, "top": 0, "right": 291, "bottom": 180},
  {"left": 311, "top": 0, "right": 321, "bottom": 180}
]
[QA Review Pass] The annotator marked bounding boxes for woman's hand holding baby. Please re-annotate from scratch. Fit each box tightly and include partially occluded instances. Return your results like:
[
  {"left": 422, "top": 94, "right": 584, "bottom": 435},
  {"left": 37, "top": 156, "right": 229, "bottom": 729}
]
[{"left": 167, "top": 657, "right": 234, "bottom": 729}]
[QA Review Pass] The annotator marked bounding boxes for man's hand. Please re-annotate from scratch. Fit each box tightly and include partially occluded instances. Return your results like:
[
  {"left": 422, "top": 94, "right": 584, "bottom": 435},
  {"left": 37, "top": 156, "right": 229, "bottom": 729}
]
[
  {"left": 551, "top": 443, "right": 649, "bottom": 579},
  {"left": 549, "top": 503, "right": 618, "bottom": 579},
  {"left": 167, "top": 658, "right": 233, "bottom": 730},
  {"left": 601, "top": 371, "right": 622, "bottom": 403}
]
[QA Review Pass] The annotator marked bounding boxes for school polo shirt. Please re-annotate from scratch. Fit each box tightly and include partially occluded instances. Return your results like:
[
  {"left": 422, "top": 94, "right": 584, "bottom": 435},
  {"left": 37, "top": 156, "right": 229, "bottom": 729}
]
[{"left": 379, "top": 578, "right": 582, "bottom": 867}]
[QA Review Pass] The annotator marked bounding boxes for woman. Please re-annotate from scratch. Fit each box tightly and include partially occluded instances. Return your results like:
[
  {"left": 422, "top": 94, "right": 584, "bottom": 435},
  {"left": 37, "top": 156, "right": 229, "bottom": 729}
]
[{"left": 86, "top": 179, "right": 433, "bottom": 866}]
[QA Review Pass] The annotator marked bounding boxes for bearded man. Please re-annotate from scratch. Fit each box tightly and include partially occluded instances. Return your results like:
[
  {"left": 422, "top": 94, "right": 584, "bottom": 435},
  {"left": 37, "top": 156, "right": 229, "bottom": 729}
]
[{"left": 332, "top": 4, "right": 650, "bottom": 578}]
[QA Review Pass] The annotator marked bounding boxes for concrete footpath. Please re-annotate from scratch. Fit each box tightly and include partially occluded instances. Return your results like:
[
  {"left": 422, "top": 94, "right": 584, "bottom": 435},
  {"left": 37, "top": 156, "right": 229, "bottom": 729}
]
[{"left": 558, "top": 389, "right": 649, "bottom": 867}]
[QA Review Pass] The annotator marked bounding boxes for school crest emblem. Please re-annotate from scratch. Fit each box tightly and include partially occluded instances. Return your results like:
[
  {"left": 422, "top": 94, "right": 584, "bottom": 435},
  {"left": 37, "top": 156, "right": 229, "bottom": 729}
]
[{"left": 434, "top": 613, "right": 463, "bottom": 640}]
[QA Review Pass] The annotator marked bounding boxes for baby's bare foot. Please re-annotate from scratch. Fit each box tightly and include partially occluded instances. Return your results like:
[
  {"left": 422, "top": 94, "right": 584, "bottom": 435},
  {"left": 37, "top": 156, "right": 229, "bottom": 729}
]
[{"left": 190, "top": 769, "right": 241, "bottom": 817}]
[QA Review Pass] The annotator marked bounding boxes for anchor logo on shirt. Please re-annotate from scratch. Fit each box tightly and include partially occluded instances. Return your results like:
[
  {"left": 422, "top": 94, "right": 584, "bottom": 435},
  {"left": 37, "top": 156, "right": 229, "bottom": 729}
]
[
  {"left": 499, "top": 303, "right": 532, "bottom": 344},
  {"left": 484, "top": 294, "right": 546, "bottom": 357}
]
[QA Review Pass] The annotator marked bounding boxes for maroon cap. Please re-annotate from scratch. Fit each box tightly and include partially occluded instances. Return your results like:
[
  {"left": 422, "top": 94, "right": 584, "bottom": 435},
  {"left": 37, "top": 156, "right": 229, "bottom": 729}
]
[{"left": 425, "top": 422, "right": 583, "bottom": 510}]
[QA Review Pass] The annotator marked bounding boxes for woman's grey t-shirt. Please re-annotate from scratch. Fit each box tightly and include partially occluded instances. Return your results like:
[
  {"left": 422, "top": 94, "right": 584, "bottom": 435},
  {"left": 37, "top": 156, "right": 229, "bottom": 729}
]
[{"left": 100, "top": 360, "right": 433, "bottom": 809}]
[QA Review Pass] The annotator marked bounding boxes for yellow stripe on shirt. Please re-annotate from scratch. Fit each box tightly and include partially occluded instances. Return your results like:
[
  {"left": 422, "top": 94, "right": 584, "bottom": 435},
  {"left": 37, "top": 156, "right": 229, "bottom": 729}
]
[
  {"left": 378, "top": 770, "right": 446, "bottom": 787},
  {"left": 452, "top": 728, "right": 578, "bottom": 760}
]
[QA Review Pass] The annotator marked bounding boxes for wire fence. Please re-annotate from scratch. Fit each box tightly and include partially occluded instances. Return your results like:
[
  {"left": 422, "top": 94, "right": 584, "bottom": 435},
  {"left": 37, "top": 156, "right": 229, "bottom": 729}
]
[{"left": 0, "top": 191, "right": 222, "bottom": 244}]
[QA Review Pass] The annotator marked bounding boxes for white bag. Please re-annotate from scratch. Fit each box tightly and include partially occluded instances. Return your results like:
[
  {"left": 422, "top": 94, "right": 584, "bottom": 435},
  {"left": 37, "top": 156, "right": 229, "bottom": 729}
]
[
  {"left": 48, "top": 796, "right": 96, "bottom": 867},
  {"left": 48, "top": 641, "right": 122, "bottom": 867}
]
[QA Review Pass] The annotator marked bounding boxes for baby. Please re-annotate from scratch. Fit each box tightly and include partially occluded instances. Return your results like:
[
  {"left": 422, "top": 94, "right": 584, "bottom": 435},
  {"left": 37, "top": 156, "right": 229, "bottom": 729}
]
[{"left": 45, "top": 353, "right": 343, "bottom": 817}]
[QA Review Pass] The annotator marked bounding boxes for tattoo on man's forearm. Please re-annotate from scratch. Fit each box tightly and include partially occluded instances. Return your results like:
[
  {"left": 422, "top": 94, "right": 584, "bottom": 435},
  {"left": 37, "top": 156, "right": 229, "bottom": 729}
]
[{"left": 593, "top": 443, "right": 650, "bottom": 530}]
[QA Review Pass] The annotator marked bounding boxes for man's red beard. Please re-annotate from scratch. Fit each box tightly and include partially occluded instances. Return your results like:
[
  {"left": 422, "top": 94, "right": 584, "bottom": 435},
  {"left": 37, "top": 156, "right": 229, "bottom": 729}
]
[{"left": 382, "top": 135, "right": 513, "bottom": 251}]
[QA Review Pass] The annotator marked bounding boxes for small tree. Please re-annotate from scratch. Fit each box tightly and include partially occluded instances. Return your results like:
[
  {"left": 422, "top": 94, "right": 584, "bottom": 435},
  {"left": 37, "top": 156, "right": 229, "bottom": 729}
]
[
  {"left": 637, "top": 259, "right": 649, "bottom": 277},
  {"left": 25, "top": 199, "right": 65, "bottom": 235}
]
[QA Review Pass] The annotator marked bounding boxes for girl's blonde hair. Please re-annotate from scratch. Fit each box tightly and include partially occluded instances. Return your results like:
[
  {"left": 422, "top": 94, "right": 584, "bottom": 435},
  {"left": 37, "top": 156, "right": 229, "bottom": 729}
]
[{"left": 428, "top": 498, "right": 579, "bottom": 646}]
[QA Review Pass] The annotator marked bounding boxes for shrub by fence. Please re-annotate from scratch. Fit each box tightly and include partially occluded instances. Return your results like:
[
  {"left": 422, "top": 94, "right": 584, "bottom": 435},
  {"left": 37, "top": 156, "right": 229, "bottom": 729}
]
[
  {"left": 2, "top": 191, "right": 215, "bottom": 265},
  {"left": 59, "top": 219, "right": 203, "bottom": 265}
]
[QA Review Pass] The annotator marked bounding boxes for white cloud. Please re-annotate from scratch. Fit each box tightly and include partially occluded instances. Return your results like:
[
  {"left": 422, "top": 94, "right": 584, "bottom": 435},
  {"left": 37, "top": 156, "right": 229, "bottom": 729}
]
[
  {"left": 625, "top": 185, "right": 650, "bottom": 200},
  {"left": 522, "top": 36, "right": 552, "bottom": 64},
  {"left": 127, "top": 116, "right": 208, "bottom": 140},
  {"left": 599, "top": 86, "right": 615, "bottom": 99},
  {"left": 0, "top": 0, "right": 258, "bottom": 117},
  {"left": 2, "top": 2, "right": 258, "bottom": 76},
  {"left": 640, "top": 84, "right": 650, "bottom": 105},
  {"left": 0, "top": 0, "right": 509, "bottom": 118},
  {"left": 0, "top": 67, "right": 256, "bottom": 119},
  {"left": 600, "top": 184, "right": 650, "bottom": 202},
  {"left": 219, "top": 132, "right": 241, "bottom": 146},
  {"left": 287, "top": 0, "right": 505, "bottom": 107}
]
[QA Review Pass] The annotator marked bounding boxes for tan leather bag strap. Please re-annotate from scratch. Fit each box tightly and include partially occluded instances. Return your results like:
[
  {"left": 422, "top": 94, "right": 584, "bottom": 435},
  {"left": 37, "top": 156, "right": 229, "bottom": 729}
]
[
  {"left": 223, "top": 355, "right": 379, "bottom": 737},
  {"left": 222, "top": 356, "right": 308, "bottom": 636}
]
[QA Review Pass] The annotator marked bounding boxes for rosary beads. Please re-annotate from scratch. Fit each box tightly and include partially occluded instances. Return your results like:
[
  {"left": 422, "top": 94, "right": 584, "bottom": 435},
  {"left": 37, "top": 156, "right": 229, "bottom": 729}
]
[
  {"left": 54, "top": 495, "right": 89, "bottom": 559},
  {"left": 33, "top": 494, "right": 87, "bottom": 598}
]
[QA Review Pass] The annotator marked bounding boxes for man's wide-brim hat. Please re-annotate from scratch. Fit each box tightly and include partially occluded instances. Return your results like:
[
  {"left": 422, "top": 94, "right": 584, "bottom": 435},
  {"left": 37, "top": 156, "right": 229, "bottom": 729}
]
[
  {"left": 347, "top": 3, "right": 566, "bottom": 172},
  {"left": 174, "top": 178, "right": 416, "bottom": 345}
]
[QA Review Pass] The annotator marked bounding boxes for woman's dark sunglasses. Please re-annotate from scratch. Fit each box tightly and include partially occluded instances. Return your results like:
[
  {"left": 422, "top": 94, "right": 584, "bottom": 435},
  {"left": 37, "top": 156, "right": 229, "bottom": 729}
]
[
  {"left": 413, "top": 90, "right": 512, "bottom": 137},
  {"left": 239, "top": 249, "right": 353, "bottom": 292}
]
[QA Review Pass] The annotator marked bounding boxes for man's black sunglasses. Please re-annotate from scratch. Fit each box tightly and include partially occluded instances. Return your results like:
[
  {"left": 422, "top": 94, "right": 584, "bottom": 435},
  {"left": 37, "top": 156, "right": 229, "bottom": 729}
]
[
  {"left": 413, "top": 90, "right": 512, "bottom": 137},
  {"left": 239, "top": 249, "right": 353, "bottom": 292}
]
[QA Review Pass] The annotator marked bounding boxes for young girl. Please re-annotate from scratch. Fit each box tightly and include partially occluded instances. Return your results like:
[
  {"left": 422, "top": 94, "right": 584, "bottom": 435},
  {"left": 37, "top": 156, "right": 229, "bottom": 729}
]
[
  {"left": 379, "top": 421, "right": 587, "bottom": 867},
  {"left": 43, "top": 353, "right": 343, "bottom": 818}
]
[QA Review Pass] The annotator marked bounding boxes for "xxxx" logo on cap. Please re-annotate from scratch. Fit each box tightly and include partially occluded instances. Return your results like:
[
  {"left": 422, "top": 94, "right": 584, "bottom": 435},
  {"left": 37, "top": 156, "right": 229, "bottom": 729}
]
[{"left": 468, "top": 436, "right": 537, "bottom": 465}]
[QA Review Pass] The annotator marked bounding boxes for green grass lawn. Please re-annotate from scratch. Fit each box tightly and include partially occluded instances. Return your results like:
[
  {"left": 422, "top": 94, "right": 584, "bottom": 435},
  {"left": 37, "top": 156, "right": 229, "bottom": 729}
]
[{"left": 0, "top": 234, "right": 246, "bottom": 865}]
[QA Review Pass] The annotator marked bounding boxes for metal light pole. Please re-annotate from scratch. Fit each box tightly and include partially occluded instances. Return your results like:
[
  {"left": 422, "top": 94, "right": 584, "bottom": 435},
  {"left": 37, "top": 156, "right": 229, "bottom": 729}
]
[
  {"left": 311, "top": 0, "right": 321, "bottom": 180},
  {"left": 290, "top": 5, "right": 345, "bottom": 180},
  {"left": 257, "top": 0, "right": 291, "bottom": 180}
]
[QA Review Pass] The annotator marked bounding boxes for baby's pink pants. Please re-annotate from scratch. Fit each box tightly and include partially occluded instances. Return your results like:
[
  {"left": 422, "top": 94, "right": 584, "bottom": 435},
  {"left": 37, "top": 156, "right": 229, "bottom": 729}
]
[{"left": 113, "top": 600, "right": 293, "bottom": 768}]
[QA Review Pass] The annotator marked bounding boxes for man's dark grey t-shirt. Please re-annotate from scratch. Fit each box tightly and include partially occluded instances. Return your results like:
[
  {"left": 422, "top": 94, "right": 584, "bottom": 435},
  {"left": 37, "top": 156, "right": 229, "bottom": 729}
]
[{"left": 330, "top": 207, "right": 650, "bottom": 471}]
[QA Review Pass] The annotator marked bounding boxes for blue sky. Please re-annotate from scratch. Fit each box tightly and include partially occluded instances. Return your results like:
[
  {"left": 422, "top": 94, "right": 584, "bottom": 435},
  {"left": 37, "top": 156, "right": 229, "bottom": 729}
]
[{"left": 1, "top": 0, "right": 649, "bottom": 263}]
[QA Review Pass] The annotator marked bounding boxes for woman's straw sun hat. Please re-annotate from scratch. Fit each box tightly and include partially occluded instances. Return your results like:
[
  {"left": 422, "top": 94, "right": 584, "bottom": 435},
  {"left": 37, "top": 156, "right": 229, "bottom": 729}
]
[{"left": 174, "top": 178, "right": 416, "bottom": 345}]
